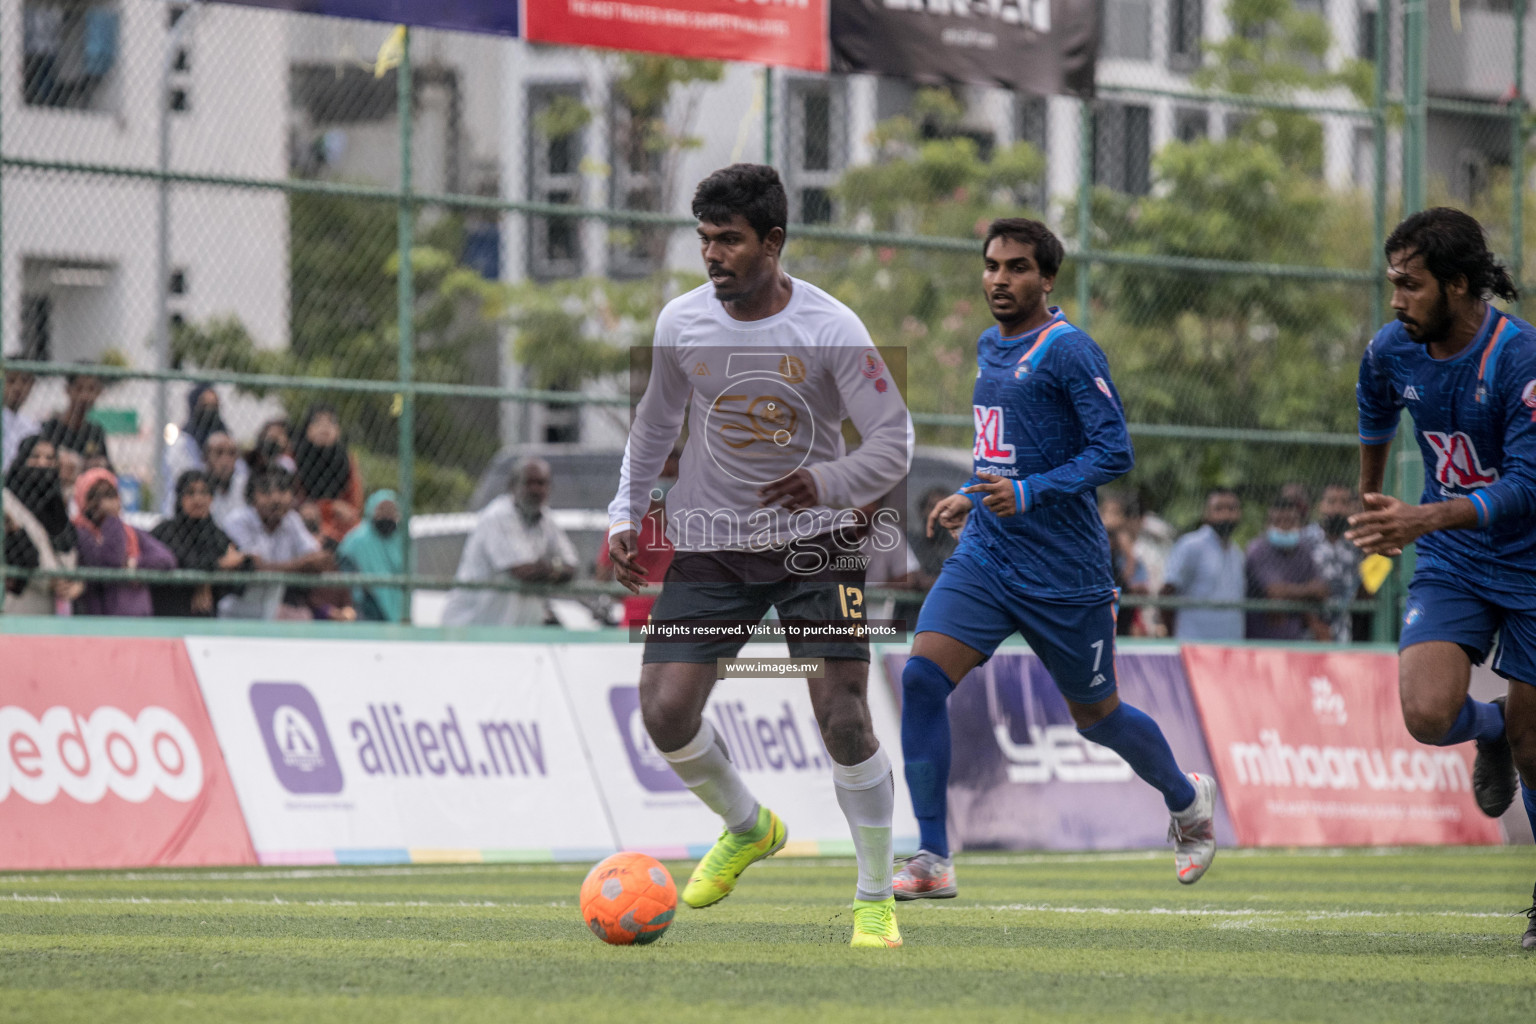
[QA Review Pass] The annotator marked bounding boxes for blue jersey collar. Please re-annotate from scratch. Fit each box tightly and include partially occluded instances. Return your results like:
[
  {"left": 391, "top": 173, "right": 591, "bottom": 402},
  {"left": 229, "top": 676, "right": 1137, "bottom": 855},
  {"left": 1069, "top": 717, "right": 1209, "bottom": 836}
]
[{"left": 997, "top": 307, "right": 1065, "bottom": 346}]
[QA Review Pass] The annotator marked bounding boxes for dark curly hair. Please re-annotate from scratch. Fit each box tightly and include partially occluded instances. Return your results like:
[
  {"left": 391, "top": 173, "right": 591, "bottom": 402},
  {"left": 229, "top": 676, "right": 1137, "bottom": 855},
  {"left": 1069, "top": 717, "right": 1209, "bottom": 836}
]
[
  {"left": 984, "top": 218, "right": 1064, "bottom": 279},
  {"left": 692, "top": 164, "right": 788, "bottom": 242},
  {"left": 1385, "top": 207, "right": 1518, "bottom": 302}
]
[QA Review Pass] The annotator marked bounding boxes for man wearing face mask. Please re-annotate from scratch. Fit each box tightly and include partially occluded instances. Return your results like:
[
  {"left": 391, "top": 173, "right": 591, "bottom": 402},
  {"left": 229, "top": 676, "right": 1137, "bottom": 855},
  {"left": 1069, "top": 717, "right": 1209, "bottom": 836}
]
[
  {"left": 1308, "top": 484, "right": 1363, "bottom": 642},
  {"left": 442, "top": 457, "right": 577, "bottom": 627},
  {"left": 1162, "top": 488, "right": 1246, "bottom": 641},
  {"left": 337, "top": 489, "right": 405, "bottom": 622},
  {"left": 1244, "top": 499, "right": 1330, "bottom": 641}
]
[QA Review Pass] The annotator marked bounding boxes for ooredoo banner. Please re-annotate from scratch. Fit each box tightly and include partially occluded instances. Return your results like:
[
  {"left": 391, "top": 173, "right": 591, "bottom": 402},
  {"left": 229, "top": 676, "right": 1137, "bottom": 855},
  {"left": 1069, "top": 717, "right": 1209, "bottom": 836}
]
[
  {"left": 884, "top": 649, "right": 1234, "bottom": 851},
  {"left": 1182, "top": 646, "right": 1503, "bottom": 847},
  {"left": 0, "top": 636, "right": 255, "bottom": 869},
  {"left": 553, "top": 644, "right": 918, "bottom": 856},
  {"left": 187, "top": 638, "right": 615, "bottom": 863},
  {"left": 526, "top": 0, "right": 829, "bottom": 71}
]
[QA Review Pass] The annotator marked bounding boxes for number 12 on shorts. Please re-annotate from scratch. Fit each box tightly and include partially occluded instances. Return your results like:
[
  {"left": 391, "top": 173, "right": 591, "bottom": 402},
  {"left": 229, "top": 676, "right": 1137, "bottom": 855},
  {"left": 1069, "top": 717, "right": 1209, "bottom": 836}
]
[{"left": 837, "top": 585, "right": 864, "bottom": 619}]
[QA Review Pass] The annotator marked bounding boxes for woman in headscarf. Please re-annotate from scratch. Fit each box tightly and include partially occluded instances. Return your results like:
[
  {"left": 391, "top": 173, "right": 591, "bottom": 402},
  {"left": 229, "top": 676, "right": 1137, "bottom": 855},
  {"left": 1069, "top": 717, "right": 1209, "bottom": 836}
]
[
  {"left": 291, "top": 404, "right": 364, "bottom": 544},
  {"left": 336, "top": 489, "right": 405, "bottom": 622},
  {"left": 72, "top": 467, "right": 177, "bottom": 617},
  {"left": 150, "top": 469, "right": 249, "bottom": 617},
  {"left": 2, "top": 435, "right": 82, "bottom": 614},
  {"left": 159, "top": 383, "right": 229, "bottom": 515}
]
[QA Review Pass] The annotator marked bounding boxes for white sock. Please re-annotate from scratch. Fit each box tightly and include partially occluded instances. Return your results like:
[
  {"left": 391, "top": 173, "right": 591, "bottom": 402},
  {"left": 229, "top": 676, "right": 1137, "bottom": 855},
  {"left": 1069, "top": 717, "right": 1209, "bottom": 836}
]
[
  {"left": 660, "top": 720, "right": 760, "bottom": 833},
  {"left": 833, "top": 744, "right": 894, "bottom": 902}
]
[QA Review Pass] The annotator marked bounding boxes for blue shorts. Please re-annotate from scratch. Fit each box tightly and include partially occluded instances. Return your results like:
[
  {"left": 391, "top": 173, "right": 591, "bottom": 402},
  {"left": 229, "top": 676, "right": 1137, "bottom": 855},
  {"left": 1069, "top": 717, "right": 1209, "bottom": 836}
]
[
  {"left": 915, "top": 550, "right": 1118, "bottom": 704},
  {"left": 1401, "top": 573, "right": 1536, "bottom": 684}
]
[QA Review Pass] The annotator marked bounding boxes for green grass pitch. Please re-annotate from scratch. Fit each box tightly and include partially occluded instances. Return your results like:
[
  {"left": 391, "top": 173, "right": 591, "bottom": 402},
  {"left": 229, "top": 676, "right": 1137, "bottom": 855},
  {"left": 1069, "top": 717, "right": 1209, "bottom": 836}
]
[{"left": 2, "top": 847, "right": 1534, "bottom": 1023}]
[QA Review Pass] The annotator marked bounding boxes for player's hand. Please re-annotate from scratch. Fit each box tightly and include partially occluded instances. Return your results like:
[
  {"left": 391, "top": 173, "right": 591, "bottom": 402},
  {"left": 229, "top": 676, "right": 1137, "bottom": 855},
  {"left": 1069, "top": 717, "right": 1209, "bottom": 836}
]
[
  {"left": 963, "top": 472, "right": 1021, "bottom": 518},
  {"left": 608, "top": 530, "right": 648, "bottom": 595},
  {"left": 757, "top": 468, "right": 819, "bottom": 511},
  {"left": 1345, "top": 493, "right": 1422, "bottom": 557},
  {"left": 928, "top": 493, "right": 973, "bottom": 539}
]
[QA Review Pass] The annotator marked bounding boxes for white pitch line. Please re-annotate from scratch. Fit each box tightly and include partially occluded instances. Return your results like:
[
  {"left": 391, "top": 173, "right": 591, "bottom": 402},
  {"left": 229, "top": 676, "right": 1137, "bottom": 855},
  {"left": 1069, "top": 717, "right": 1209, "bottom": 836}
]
[
  {"left": 0, "top": 894, "right": 568, "bottom": 909},
  {"left": 931, "top": 903, "right": 1513, "bottom": 920}
]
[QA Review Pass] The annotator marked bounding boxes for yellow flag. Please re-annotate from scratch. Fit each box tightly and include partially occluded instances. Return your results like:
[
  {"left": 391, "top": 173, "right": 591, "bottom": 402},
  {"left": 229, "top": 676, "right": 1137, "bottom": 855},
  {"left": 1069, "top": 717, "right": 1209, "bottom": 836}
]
[
  {"left": 375, "top": 25, "right": 406, "bottom": 79},
  {"left": 1360, "top": 554, "right": 1393, "bottom": 595}
]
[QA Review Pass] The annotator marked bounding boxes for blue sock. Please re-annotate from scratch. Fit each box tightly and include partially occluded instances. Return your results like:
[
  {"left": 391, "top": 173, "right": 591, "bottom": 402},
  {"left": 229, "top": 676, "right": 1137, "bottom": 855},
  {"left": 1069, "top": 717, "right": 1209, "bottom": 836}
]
[
  {"left": 1524, "top": 780, "right": 1536, "bottom": 845},
  {"left": 901, "top": 655, "right": 953, "bottom": 859},
  {"left": 1080, "top": 703, "right": 1197, "bottom": 812},
  {"left": 1434, "top": 696, "right": 1505, "bottom": 746}
]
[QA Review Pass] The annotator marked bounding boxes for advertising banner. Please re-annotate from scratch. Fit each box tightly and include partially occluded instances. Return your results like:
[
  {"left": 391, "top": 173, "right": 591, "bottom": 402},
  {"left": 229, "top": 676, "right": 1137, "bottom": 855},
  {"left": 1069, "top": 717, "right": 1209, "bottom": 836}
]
[
  {"left": 830, "top": 0, "right": 1097, "bottom": 98},
  {"left": 0, "top": 636, "right": 255, "bottom": 870},
  {"left": 526, "top": 0, "right": 828, "bottom": 72},
  {"left": 553, "top": 643, "right": 918, "bottom": 856},
  {"left": 214, "top": 1, "right": 520, "bottom": 36},
  {"left": 1183, "top": 646, "right": 1503, "bottom": 847},
  {"left": 187, "top": 638, "right": 615, "bottom": 863},
  {"left": 883, "top": 649, "right": 1233, "bottom": 851}
]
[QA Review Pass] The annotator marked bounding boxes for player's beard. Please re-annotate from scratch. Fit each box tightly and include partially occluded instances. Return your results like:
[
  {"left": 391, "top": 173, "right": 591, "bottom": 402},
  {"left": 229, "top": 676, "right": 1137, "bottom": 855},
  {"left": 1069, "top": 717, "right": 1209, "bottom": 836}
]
[{"left": 1398, "top": 285, "right": 1453, "bottom": 346}]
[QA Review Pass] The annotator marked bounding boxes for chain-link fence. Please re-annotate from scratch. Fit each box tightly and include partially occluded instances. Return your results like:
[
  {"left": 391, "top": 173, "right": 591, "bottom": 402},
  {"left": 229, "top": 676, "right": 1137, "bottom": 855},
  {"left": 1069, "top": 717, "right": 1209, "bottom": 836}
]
[{"left": 1, "top": 0, "right": 1527, "bottom": 633}]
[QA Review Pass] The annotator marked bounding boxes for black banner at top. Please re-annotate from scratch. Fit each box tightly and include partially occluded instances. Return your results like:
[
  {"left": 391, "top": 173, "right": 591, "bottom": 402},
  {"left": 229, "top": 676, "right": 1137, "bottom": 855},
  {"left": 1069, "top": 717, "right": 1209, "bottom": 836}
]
[{"left": 830, "top": 0, "right": 1097, "bottom": 98}]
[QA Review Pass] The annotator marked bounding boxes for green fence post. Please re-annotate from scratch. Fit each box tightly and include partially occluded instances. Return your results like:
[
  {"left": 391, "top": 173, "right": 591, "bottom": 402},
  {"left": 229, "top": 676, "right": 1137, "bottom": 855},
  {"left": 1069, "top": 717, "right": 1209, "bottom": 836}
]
[
  {"left": 1402, "top": 0, "right": 1427, "bottom": 215},
  {"left": 1076, "top": 100, "right": 1093, "bottom": 331},
  {"left": 397, "top": 28, "right": 416, "bottom": 624},
  {"left": 1513, "top": 0, "right": 1527, "bottom": 315},
  {"left": 763, "top": 67, "right": 774, "bottom": 167},
  {"left": 1371, "top": 0, "right": 1389, "bottom": 331}
]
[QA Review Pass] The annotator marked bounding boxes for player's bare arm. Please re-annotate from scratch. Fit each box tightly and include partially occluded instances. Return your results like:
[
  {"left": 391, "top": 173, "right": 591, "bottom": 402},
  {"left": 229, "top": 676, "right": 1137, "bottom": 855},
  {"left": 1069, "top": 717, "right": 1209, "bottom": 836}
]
[
  {"left": 1347, "top": 493, "right": 1478, "bottom": 556},
  {"left": 756, "top": 467, "right": 819, "bottom": 511},
  {"left": 927, "top": 493, "right": 972, "bottom": 538},
  {"left": 607, "top": 529, "right": 648, "bottom": 594},
  {"left": 962, "top": 471, "right": 1019, "bottom": 517},
  {"left": 1358, "top": 441, "right": 1390, "bottom": 497}
]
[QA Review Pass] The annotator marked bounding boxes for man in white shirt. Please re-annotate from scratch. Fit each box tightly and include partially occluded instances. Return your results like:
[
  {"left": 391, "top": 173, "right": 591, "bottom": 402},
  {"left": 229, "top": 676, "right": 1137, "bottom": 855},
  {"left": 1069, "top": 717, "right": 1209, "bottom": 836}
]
[
  {"left": 218, "top": 468, "right": 331, "bottom": 619},
  {"left": 607, "top": 164, "right": 913, "bottom": 948},
  {"left": 2, "top": 369, "right": 39, "bottom": 475},
  {"left": 441, "top": 457, "right": 576, "bottom": 627}
]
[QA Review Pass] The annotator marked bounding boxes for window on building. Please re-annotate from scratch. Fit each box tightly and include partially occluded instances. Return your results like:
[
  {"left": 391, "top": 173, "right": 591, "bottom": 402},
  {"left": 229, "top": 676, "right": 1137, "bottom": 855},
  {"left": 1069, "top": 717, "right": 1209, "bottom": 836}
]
[
  {"left": 1103, "top": 0, "right": 1152, "bottom": 60},
  {"left": 23, "top": 0, "right": 119, "bottom": 111},
  {"left": 786, "top": 78, "right": 847, "bottom": 224},
  {"left": 608, "top": 94, "right": 666, "bottom": 278},
  {"left": 1174, "top": 106, "right": 1209, "bottom": 142},
  {"left": 20, "top": 295, "right": 51, "bottom": 363},
  {"left": 527, "top": 84, "right": 586, "bottom": 281},
  {"left": 1094, "top": 103, "right": 1151, "bottom": 195},
  {"left": 1168, "top": 0, "right": 1203, "bottom": 70}
]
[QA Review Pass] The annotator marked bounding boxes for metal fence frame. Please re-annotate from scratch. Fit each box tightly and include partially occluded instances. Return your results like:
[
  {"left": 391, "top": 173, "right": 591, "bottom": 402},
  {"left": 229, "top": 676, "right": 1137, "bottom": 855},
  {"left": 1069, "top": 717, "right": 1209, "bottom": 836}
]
[{"left": 2, "top": 3, "right": 1528, "bottom": 633}]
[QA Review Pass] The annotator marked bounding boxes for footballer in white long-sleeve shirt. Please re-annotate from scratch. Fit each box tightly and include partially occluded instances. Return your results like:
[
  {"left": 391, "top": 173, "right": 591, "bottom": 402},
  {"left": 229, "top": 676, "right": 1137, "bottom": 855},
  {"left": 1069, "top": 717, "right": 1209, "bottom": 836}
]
[{"left": 607, "top": 164, "right": 912, "bottom": 948}]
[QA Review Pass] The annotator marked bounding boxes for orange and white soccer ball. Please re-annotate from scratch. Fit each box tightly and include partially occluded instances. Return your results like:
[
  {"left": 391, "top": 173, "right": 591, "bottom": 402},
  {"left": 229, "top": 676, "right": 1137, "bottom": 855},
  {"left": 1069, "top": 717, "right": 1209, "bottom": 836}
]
[{"left": 579, "top": 851, "right": 677, "bottom": 946}]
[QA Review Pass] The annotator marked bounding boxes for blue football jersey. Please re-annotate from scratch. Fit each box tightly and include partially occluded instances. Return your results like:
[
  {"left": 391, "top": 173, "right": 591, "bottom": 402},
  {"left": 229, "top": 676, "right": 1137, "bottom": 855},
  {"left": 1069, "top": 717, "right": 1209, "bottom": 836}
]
[
  {"left": 956, "top": 309, "right": 1134, "bottom": 601},
  {"left": 1357, "top": 307, "right": 1536, "bottom": 593}
]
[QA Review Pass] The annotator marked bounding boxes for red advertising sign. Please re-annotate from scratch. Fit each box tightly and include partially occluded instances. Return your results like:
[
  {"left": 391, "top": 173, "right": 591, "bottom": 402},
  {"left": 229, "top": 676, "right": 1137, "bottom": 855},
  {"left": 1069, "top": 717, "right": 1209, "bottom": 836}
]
[
  {"left": 1183, "top": 646, "right": 1502, "bottom": 847},
  {"left": 0, "top": 636, "right": 256, "bottom": 869},
  {"left": 526, "top": 0, "right": 828, "bottom": 71}
]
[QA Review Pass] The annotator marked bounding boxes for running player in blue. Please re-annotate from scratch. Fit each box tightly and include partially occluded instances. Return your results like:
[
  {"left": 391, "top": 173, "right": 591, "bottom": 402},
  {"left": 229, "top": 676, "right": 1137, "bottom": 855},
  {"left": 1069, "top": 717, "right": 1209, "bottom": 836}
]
[
  {"left": 893, "top": 219, "right": 1218, "bottom": 899},
  {"left": 1349, "top": 207, "right": 1536, "bottom": 949}
]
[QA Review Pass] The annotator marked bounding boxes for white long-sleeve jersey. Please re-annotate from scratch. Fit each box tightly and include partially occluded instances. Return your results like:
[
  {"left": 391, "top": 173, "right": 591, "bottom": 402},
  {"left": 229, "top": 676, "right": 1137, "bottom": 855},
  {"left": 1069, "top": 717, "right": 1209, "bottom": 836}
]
[{"left": 608, "top": 279, "right": 914, "bottom": 552}]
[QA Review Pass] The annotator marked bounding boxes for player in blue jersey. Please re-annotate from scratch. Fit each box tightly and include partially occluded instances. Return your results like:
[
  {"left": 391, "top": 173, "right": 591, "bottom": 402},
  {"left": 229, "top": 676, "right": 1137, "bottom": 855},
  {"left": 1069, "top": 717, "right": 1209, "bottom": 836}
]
[
  {"left": 893, "top": 219, "right": 1218, "bottom": 899},
  {"left": 1348, "top": 207, "right": 1536, "bottom": 949}
]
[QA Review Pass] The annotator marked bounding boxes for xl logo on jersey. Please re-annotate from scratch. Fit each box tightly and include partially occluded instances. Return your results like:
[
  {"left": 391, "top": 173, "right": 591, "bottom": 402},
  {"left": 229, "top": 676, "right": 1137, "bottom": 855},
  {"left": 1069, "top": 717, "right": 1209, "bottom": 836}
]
[
  {"left": 973, "top": 405, "right": 1016, "bottom": 463},
  {"left": 1424, "top": 431, "right": 1499, "bottom": 489}
]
